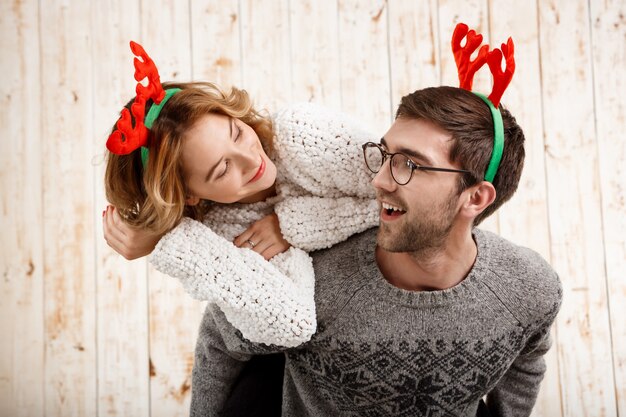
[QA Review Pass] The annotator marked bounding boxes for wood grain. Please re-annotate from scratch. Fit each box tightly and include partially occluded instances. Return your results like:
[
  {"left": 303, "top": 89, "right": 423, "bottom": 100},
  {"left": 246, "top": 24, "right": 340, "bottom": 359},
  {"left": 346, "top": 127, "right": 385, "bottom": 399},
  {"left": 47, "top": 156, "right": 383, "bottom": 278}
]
[
  {"left": 0, "top": 0, "right": 44, "bottom": 415},
  {"left": 92, "top": 1, "right": 151, "bottom": 416},
  {"left": 589, "top": 0, "right": 626, "bottom": 413},
  {"left": 388, "top": 0, "right": 441, "bottom": 106},
  {"left": 1, "top": 1, "right": 623, "bottom": 415},
  {"left": 239, "top": 0, "right": 292, "bottom": 110},
  {"left": 337, "top": 0, "right": 391, "bottom": 134},
  {"left": 40, "top": 1, "right": 97, "bottom": 415},
  {"left": 289, "top": 0, "right": 342, "bottom": 108},
  {"left": 538, "top": 0, "right": 616, "bottom": 415}
]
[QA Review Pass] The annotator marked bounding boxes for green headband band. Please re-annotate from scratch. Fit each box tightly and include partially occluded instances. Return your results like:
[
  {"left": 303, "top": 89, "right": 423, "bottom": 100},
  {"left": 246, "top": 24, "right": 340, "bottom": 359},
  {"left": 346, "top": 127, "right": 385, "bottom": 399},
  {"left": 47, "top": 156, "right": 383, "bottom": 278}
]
[
  {"left": 473, "top": 92, "right": 504, "bottom": 183},
  {"left": 141, "top": 88, "right": 181, "bottom": 168}
]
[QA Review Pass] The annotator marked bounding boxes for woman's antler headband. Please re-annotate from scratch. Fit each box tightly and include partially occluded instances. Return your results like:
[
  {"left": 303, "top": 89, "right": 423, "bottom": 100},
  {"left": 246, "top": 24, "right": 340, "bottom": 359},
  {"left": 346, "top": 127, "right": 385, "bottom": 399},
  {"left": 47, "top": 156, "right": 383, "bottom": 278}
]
[
  {"left": 451, "top": 22, "right": 516, "bottom": 182},
  {"left": 106, "top": 41, "right": 180, "bottom": 165}
]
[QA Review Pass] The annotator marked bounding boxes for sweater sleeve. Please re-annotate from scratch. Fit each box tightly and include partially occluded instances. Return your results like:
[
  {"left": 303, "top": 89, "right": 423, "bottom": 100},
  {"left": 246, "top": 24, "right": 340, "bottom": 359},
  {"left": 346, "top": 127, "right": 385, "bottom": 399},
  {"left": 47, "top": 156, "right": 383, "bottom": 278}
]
[
  {"left": 272, "top": 102, "right": 377, "bottom": 199},
  {"left": 485, "top": 325, "right": 554, "bottom": 417},
  {"left": 485, "top": 271, "right": 563, "bottom": 417},
  {"left": 271, "top": 102, "right": 379, "bottom": 250},
  {"left": 274, "top": 196, "right": 379, "bottom": 251},
  {"left": 149, "top": 217, "right": 316, "bottom": 348}
]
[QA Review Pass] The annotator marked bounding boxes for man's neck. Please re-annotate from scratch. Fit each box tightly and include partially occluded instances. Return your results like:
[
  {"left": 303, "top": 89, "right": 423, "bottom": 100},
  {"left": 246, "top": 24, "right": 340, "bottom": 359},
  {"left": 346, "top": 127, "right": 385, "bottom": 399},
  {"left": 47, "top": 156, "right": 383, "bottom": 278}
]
[{"left": 375, "top": 227, "right": 478, "bottom": 292}]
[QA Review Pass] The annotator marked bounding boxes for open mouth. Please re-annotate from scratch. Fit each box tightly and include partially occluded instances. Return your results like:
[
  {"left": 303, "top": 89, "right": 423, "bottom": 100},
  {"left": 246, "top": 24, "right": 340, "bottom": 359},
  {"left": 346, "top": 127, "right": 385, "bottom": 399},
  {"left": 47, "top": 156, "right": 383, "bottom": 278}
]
[
  {"left": 381, "top": 202, "right": 406, "bottom": 220},
  {"left": 249, "top": 158, "right": 266, "bottom": 183}
]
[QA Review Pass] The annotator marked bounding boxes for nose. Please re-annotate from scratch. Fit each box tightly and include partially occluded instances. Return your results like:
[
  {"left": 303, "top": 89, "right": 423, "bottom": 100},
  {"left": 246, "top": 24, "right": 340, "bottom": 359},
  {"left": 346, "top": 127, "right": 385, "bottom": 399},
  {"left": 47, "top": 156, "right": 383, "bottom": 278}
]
[
  {"left": 371, "top": 160, "right": 397, "bottom": 193},
  {"left": 234, "top": 144, "right": 258, "bottom": 172}
]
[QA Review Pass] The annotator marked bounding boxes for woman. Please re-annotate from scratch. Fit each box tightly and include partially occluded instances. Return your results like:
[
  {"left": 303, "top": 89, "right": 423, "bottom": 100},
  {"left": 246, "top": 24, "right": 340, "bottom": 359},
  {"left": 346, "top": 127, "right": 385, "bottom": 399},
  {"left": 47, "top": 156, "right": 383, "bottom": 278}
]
[{"left": 104, "top": 41, "right": 378, "bottom": 348}]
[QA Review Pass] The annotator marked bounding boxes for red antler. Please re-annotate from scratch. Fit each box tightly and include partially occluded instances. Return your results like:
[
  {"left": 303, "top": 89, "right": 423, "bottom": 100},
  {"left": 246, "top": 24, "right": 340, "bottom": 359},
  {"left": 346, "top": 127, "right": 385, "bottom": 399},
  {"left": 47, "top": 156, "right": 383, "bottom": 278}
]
[
  {"left": 452, "top": 23, "right": 489, "bottom": 90},
  {"left": 486, "top": 37, "right": 515, "bottom": 108},
  {"left": 106, "top": 41, "right": 166, "bottom": 155}
]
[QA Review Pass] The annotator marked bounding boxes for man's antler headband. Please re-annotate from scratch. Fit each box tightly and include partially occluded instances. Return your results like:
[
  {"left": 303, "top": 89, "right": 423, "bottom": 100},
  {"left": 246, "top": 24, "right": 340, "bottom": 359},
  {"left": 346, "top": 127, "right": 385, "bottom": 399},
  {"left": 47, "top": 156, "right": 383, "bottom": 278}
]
[
  {"left": 451, "top": 23, "right": 515, "bottom": 183},
  {"left": 106, "top": 41, "right": 181, "bottom": 167}
]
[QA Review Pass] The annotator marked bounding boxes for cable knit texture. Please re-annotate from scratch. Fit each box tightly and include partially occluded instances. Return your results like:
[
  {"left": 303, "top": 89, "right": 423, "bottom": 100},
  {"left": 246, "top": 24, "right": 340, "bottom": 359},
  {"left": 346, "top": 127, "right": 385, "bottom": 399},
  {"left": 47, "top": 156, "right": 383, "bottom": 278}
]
[
  {"left": 272, "top": 103, "right": 378, "bottom": 250},
  {"left": 150, "top": 102, "right": 378, "bottom": 347}
]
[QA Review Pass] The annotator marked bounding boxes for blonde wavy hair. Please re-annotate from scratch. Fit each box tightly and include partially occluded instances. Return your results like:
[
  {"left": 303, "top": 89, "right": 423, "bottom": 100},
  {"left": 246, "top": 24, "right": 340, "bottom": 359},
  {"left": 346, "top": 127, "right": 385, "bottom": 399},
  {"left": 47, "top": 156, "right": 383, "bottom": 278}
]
[{"left": 105, "top": 81, "right": 274, "bottom": 235}]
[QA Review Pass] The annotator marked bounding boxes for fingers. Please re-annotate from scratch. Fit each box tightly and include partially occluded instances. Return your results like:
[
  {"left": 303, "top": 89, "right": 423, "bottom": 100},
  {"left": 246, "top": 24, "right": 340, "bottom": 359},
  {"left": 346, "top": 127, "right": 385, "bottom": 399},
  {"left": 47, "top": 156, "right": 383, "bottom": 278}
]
[
  {"left": 103, "top": 211, "right": 126, "bottom": 255},
  {"left": 234, "top": 230, "right": 273, "bottom": 258},
  {"left": 234, "top": 213, "right": 277, "bottom": 247},
  {"left": 251, "top": 238, "right": 273, "bottom": 257},
  {"left": 102, "top": 206, "right": 135, "bottom": 260},
  {"left": 103, "top": 206, "right": 126, "bottom": 243},
  {"left": 234, "top": 229, "right": 256, "bottom": 248},
  {"left": 247, "top": 229, "right": 291, "bottom": 260},
  {"left": 259, "top": 244, "right": 285, "bottom": 261},
  {"left": 109, "top": 206, "right": 129, "bottom": 237},
  {"left": 233, "top": 213, "right": 291, "bottom": 259}
]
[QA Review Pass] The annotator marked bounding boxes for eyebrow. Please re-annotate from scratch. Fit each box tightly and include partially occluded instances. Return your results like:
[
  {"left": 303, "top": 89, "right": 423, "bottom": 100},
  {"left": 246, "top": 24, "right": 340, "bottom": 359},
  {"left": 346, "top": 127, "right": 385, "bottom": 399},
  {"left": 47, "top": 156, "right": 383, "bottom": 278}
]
[
  {"left": 380, "top": 137, "right": 435, "bottom": 166},
  {"left": 204, "top": 118, "right": 233, "bottom": 182}
]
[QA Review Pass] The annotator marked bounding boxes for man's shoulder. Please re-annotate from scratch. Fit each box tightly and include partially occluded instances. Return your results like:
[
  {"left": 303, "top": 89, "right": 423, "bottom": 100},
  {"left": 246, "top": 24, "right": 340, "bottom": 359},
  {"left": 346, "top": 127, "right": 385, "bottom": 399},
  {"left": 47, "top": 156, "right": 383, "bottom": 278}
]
[
  {"left": 308, "top": 228, "right": 377, "bottom": 320},
  {"left": 474, "top": 229, "right": 563, "bottom": 327},
  {"left": 310, "top": 227, "right": 377, "bottom": 263},
  {"left": 475, "top": 229, "right": 556, "bottom": 277}
]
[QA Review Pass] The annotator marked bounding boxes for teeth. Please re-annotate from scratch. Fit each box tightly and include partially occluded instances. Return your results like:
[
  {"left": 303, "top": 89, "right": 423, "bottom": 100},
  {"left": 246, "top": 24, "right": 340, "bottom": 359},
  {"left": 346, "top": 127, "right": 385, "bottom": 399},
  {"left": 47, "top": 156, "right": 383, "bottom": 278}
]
[{"left": 382, "top": 202, "right": 405, "bottom": 212}]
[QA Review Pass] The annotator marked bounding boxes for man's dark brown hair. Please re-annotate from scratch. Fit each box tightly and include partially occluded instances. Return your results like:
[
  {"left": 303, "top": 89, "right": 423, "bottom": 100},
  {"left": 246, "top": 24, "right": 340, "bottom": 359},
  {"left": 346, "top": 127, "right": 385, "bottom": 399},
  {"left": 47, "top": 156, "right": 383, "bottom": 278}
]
[{"left": 396, "top": 86, "right": 525, "bottom": 225}]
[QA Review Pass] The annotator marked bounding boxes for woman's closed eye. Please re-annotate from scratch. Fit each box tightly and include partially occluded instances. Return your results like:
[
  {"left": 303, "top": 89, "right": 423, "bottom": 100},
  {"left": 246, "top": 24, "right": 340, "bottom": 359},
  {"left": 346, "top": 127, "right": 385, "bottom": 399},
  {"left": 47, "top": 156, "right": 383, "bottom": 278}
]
[{"left": 217, "top": 160, "right": 230, "bottom": 179}]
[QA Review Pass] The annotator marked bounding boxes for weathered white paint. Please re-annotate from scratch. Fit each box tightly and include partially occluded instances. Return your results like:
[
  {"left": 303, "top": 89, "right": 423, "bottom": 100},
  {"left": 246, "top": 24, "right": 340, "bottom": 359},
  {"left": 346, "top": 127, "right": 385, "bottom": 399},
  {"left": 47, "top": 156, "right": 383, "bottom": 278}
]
[
  {"left": 337, "top": 0, "right": 391, "bottom": 135},
  {"left": 388, "top": 0, "right": 441, "bottom": 106},
  {"left": 589, "top": 0, "right": 626, "bottom": 414},
  {"left": 0, "top": 1, "right": 623, "bottom": 416},
  {"left": 0, "top": 1, "right": 44, "bottom": 416},
  {"left": 191, "top": 0, "right": 242, "bottom": 86},
  {"left": 289, "top": 0, "right": 342, "bottom": 108},
  {"left": 40, "top": 1, "right": 98, "bottom": 416},
  {"left": 538, "top": 0, "right": 616, "bottom": 415},
  {"left": 92, "top": 1, "right": 151, "bottom": 416},
  {"left": 240, "top": 0, "right": 292, "bottom": 110}
]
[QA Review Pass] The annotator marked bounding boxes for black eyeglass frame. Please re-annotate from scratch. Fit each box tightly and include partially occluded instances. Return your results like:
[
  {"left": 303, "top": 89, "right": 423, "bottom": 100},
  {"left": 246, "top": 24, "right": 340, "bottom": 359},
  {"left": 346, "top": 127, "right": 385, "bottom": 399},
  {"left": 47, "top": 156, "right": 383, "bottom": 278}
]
[{"left": 361, "top": 142, "right": 472, "bottom": 185}]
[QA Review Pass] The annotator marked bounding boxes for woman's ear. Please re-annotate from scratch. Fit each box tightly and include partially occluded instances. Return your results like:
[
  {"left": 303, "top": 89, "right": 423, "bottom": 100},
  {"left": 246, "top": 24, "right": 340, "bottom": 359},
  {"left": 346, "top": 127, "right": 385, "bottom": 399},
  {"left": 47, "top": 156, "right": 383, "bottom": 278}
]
[
  {"left": 185, "top": 195, "right": 200, "bottom": 206},
  {"left": 460, "top": 181, "right": 497, "bottom": 220}
]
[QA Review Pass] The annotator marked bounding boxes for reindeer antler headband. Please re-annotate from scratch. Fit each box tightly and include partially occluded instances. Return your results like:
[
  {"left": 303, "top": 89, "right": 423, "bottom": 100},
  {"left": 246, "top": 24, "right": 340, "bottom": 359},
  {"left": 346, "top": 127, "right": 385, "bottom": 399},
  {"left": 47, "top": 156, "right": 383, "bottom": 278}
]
[
  {"left": 106, "top": 41, "right": 181, "bottom": 167},
  {"left": 451, "top": 23, "right": 515, "bottom": 183}
]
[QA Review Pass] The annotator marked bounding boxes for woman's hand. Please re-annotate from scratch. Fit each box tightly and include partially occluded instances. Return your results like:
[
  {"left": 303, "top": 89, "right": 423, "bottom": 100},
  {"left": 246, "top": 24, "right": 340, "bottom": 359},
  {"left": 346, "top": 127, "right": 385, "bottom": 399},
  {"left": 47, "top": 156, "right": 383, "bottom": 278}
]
[
  {"left": 234, "top": 213, "right": 291, "bottom": 260},
  {"left": 102, "top": 205, "right": 163, "bottom": 260}
]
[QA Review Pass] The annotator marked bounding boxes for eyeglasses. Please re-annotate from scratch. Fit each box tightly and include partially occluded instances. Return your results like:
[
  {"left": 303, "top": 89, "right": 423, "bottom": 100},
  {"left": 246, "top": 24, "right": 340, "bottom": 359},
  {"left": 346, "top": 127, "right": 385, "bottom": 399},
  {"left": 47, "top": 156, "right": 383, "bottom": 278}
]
[{"left": 361, "top": 142, "right": 471, "bottom": 185}]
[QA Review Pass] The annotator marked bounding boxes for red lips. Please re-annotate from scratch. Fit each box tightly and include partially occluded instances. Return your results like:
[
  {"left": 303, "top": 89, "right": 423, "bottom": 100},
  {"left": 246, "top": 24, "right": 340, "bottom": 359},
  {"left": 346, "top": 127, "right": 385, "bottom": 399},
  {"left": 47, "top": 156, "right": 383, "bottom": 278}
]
[{"left": 249, "top": 158, "right": 266, "bottom": 183}]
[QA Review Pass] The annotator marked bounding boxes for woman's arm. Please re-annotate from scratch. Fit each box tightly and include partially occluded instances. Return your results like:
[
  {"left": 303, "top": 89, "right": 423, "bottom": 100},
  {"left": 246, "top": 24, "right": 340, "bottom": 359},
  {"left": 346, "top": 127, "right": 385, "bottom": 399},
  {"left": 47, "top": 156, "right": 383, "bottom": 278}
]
[
  {"left": 275, "top": 196, "right": 379, "bottom": 251},
  {"left": 271, "top": 102, "right": 379, "bottom": 250},
  {"left": 272, "top": 102, "right": 377, "bottom": 199},
  {"left": 149, "top": 217, "right": 316, "bottom": 348}
]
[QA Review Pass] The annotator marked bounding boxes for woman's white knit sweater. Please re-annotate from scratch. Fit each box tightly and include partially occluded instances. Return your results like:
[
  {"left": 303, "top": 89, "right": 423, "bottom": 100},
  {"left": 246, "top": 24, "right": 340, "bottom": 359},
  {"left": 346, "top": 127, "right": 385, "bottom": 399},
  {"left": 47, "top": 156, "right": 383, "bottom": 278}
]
[{"left": 149, "top": 103, "right": 379, "bottom": 347}]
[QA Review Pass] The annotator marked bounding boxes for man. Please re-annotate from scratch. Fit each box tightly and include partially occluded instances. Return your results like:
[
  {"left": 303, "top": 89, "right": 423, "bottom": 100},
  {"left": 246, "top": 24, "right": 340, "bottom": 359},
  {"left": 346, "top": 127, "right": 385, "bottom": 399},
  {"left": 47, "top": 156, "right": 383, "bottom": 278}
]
[{"left": 190, "top": 86, "right": 562, "bottom": 416}]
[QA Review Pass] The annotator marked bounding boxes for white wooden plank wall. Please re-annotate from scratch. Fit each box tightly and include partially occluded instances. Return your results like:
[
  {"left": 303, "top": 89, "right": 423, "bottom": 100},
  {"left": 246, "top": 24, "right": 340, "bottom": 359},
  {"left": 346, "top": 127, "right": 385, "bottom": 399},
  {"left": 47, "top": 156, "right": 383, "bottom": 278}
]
[
  {"left": 0, "top": 1, "right": 44, "bottom": 416},
  {"left": 0, "top": 1, "right": 623, "bottom": 416},
  {"left": 92, "top": 3, "right": 150, "bottom": 417}
]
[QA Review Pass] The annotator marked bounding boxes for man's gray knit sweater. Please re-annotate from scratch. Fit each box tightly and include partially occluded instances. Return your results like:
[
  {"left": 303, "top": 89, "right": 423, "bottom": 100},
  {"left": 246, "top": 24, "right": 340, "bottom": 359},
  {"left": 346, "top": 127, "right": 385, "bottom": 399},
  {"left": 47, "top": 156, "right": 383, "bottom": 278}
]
[{"left": 190, "top": 228, "right": 562, "bottom": 417}]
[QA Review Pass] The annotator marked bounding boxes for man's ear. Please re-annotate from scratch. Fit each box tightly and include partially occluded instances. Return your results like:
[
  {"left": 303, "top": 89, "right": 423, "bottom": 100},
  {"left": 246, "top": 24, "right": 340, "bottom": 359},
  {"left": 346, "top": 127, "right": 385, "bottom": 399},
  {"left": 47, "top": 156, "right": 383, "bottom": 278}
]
[
  {"left": 185, "top": 195, "right": 201, "bottom": 206},
  {"left": 459, "top": 181, "right": 496, "bottom": 220}
]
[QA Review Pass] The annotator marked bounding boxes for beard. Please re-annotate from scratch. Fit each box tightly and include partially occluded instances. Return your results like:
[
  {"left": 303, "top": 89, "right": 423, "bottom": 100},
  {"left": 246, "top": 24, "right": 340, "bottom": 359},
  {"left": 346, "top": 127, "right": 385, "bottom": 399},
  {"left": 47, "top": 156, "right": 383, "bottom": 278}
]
[{"left": 377, "top": 191, "right": 459, "bottom": 254}]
